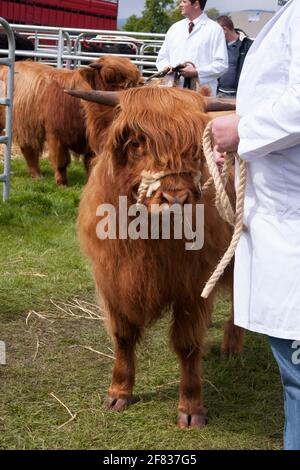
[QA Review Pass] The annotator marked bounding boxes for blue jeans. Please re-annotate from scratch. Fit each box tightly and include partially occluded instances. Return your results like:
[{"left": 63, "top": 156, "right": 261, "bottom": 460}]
[{"left": 269, "top": 336, "right": 300, "bottom": 450}]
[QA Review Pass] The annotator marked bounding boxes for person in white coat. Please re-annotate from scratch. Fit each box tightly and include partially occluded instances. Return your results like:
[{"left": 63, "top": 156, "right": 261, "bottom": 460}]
[
  {"left": 210, "top": 0, "right": 300, "bottom": 450},
  {"left": 156, "top": 0, "right": 228, "bottom": 95}
]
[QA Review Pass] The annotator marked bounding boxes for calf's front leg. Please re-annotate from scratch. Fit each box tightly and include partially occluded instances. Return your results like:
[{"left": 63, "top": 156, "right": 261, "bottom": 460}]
[{"left": 106, "top": 312, "right": 142, "bottom": 412}]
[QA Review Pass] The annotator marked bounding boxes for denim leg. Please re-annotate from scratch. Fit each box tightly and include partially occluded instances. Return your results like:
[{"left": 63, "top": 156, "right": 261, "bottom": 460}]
[{"left": 269, "top": 336, "right": 300, "bottom": 450}]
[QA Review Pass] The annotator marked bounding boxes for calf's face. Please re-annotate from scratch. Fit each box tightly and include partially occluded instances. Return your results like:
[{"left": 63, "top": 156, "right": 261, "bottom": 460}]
[
  {"left": 79, "top": 56, "right": 144, "bottom": 92},
  {"left": 104, "top": 87, "right": 209, "bottom": 210}
]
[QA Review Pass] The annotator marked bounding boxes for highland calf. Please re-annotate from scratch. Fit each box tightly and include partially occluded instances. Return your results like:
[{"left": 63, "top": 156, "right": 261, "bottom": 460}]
[
  {"left": 0, "top": 56, "right": 143, "bottom": 185},
  {"left": 74, "top": 87, "right": 244, "bottom": 428}
]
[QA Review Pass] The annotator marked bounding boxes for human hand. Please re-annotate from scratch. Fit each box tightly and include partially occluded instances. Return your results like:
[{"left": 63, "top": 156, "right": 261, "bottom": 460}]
[
  {"left": 213, "top": 146, "right": 225, "bottom": 170},
  {"left": 179, "top": 63, "right": 198, "bottom": 78},
  {"left": 211, "top": 114, "right": 241, "bottom": 153}
]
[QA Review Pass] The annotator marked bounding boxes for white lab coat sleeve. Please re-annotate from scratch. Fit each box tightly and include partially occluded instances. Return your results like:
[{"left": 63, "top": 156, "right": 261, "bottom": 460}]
[
  {"left": 156, "top": 33, "right": 171, "bottom": 71},
  {"left": 196, "top": 28, "right": 228, "bottom": 82},
  {"left": 238, "top": 15, "right": 300, "bottom": 161}
]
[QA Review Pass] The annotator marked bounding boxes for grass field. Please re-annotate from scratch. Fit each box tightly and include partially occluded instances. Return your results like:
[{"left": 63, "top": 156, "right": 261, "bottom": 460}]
[{"left": 0, "top": 157, "right": 283, "bottom": 450}]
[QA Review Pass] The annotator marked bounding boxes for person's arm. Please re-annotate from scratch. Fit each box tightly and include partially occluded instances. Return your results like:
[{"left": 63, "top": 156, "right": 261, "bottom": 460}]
[
  {"left": 237, "top": 22, "right": 300, "bottom": 160},
  {"left": 156, "top": 33, "right": 171, "bottom": 71},
  {"left": 196, "top": 27, "right": 228, "bottom": 83},
  {"left": 212, "top": 17, "right": 300, "bottom": 160}
]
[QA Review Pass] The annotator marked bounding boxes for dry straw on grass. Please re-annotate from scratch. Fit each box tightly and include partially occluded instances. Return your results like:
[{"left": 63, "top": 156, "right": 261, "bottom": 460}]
[
  {"left": 49, "top": 298, "right": 105, "bottom": 321},
  {"left": 69, "top": 345, "right": 115, "bottom": 360},
  {"left": 25, "top": 299, "right": 111, "bottom": 367},
  {"left": 25, "top": 298, "right": 105, "bottom": 325},
  {"left": 50, "top": 392, "right": 78, "bottom": 429}
]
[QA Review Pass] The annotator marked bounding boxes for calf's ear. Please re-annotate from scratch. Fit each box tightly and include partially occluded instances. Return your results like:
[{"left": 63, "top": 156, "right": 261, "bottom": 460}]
[
  {"left": 76, "top": 67, "right": 97, "bottom": 87},
  {"left": 64, "top": 89, "right": 120, "bottom": 107}
]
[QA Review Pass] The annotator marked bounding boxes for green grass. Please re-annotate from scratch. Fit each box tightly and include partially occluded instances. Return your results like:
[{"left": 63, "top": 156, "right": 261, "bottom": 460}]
[{"left": 0, "top": 158, "right": 283, "bottom": 450}]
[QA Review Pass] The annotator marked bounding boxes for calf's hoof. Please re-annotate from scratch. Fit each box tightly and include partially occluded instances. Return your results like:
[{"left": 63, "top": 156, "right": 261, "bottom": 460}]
[
  {"left": 30, "top": 172, "right": 43, "bottom": 179},
  {"left": 56, "top": 179, "right": 68, "bottom": 187},
  {"left": 105, "top": 396, "right": 134, "bottom": 412},
  {"left": 220, "top": 344, "right": 243, "bottom": 358},
  {"left": 177, "top": 410, "right": 207, "bottom": 429}
]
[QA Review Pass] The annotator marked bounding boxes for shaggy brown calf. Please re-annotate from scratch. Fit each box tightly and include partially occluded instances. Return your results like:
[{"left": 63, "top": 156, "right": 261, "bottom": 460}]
[
  {"left": 75, "top": 87, "right": 244, "bottom": 428},
  {"left": 0, "top": 56, "right": 142, "bottom": 185}
]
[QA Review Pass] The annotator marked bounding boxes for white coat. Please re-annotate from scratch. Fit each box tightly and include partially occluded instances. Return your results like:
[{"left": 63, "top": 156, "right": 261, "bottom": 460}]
[
  {"left": 235, "top": 0, "right": 300, "bottom": 341},
  {"left": 156, "top": 13, "right": 228, "bottom": 96}
]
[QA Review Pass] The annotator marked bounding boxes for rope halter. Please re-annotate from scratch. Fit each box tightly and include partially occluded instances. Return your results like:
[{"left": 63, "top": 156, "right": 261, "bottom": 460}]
[{"left": 136, "top": 170, "right": 202, "bottom": 206}]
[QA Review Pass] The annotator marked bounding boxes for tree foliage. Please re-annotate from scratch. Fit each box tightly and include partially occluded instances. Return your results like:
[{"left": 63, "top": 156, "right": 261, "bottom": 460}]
[
  {"left": 123, "top": 1, "right": 220, "bottom": 34},
  {"left": 206, "top": 8, "right": 220, "bottom": 21},
  {"left": 124, "top": 0, "right": 177, "bottom": 34}
]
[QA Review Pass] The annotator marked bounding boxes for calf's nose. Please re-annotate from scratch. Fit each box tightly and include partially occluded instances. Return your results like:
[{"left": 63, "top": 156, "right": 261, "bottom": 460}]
[{"left": 161, "top": 191, "right": 189, "bottom": 206}]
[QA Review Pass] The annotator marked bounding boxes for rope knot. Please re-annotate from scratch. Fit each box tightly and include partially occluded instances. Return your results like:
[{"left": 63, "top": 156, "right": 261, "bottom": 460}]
[
  {"left": 136, "top": 171, "right": 166, "bottom": 205},
  {"left": 136, "top": 169, "right": 202, "bottom": 206}
]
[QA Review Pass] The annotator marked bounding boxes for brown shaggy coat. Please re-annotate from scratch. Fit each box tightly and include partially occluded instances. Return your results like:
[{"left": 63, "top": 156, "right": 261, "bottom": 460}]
[
  {"left": 0, "top": 56, "right": 142, "bottom": 185},
  {"left": 78, "top": 87, "right": 244, "bottom": 428}
]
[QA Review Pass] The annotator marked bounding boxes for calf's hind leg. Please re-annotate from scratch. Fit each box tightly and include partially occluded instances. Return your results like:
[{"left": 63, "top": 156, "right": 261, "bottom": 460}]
[
  {"left": 106, "top": 312, "right": 142, "bottom": 411},
  {"left": 47, "top": 133, "right": 71, "bottom": 186},
  {"left": 221, "top": 287, "right": 245, "bottom": 356},
  {"left": 20, "top": 145, "right": 42, "bottom": 179},
  {"left": 221, "top": 311, "right": 245, "bottom": 357}
]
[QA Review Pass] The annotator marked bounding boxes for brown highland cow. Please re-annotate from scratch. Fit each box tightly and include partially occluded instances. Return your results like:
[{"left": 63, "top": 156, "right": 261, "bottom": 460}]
[
  {"left": 73, "top": 86, "right": 244, "bottom": 428},
  {"left": 0, "top": 56, "right": 142, "bottom": 185}
]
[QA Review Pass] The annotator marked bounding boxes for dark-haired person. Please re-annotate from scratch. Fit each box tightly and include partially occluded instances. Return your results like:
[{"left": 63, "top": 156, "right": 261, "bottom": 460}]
[
  {"left": 211, "top": 0, "right": 300, "bottom": 450},
  {"left": 156, "top": 0, "right": 228, "bottom": 96},
  {"left": 216, "top": 15, "right": 253, "bottom": 97}
]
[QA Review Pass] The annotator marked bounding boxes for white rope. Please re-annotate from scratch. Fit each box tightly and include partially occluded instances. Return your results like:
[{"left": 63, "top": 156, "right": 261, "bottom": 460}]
[{"left": 201, "top": 123, "right": 247, "bottom": 298}]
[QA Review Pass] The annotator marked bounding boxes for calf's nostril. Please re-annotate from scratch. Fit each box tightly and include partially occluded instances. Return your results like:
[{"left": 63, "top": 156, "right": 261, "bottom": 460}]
[
  {"left": 177, "top": 191, "right": 189, "bottom": 205},
  {"left": 161, "top": 192, "right": 176, "bottom": 205},
  {"left": 161, "top": 191, "right": 189, "bottom": 206}
]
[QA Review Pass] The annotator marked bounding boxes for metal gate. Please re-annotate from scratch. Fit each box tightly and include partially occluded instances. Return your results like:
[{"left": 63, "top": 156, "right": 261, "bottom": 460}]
[{"left": 0, "top": 17, "right": 15, "bottom": 202}]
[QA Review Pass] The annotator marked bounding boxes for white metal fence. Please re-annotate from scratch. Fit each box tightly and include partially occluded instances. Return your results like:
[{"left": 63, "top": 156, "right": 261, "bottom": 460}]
[
  {"left": 0, "top": 24, "right": 165, "bottom": 76},
  {"left": 0, "top": 17, "right": 15, "bottom": 202},
  {"left": 0, "top": 22, "right": 165, "bottom": 201}
]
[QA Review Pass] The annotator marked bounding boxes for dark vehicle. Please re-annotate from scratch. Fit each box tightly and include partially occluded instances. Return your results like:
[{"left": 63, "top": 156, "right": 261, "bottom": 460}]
[
  {"left": 80, "top": 35, "right": 143, "bottom": 57},
  {"left": 0, "top": 32, "right": 34, "bottom": 60}
]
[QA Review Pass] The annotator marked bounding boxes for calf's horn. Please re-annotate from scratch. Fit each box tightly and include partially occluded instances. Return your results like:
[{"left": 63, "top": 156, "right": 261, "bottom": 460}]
[
  {"left": 88, "top": 62, "right": 102, "bottom": 70},
  {"left": 64, "top": 89, "right": 120, "bottom": 106},
  {"left": 205, "top": 97, "right": 236, "bottom": 112}
]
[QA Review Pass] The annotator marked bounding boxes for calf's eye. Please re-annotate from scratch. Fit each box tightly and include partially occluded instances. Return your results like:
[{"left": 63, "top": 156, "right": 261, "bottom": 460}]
[{"left": 131, "top": 140, "right": 140, "bottom": 149}]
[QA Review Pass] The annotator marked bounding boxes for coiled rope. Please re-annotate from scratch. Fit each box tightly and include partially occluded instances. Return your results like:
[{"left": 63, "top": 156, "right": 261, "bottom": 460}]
[{"left": 201, "top": 122, "right": 247, "bottom": 299}]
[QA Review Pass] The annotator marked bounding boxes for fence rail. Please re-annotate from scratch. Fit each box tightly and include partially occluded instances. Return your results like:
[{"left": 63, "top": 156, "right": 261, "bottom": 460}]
[
  {"left": 1, "top": 24, "right": 165, "bottom": 74},
  {"left": 0, "top": 17, "right": 15, "bottom": 202},
  {"left": 0, "top": 22, "right": 165, "bottom": 201}
]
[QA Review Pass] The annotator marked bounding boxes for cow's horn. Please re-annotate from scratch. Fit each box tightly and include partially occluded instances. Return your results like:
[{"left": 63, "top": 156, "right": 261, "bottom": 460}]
[
  {"left": 64, "top": 89, "right": 120, "bottom": 106},
  {"left": 88, "top": 62, "right": 102, "bottom": 70},
  {"left": 205, "top": 97, "right": 236, "bottom": 112}
]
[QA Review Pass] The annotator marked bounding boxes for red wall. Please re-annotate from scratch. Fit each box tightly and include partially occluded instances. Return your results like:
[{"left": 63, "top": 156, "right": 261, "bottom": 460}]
[{"left": 0, "top": 0, "right": 118, "bottom": 29}]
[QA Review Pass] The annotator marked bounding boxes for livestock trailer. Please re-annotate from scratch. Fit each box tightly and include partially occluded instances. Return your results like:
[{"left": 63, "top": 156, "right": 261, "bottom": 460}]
[{"left": 0, "top": 0, "right": 118, "bottom": 30}]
